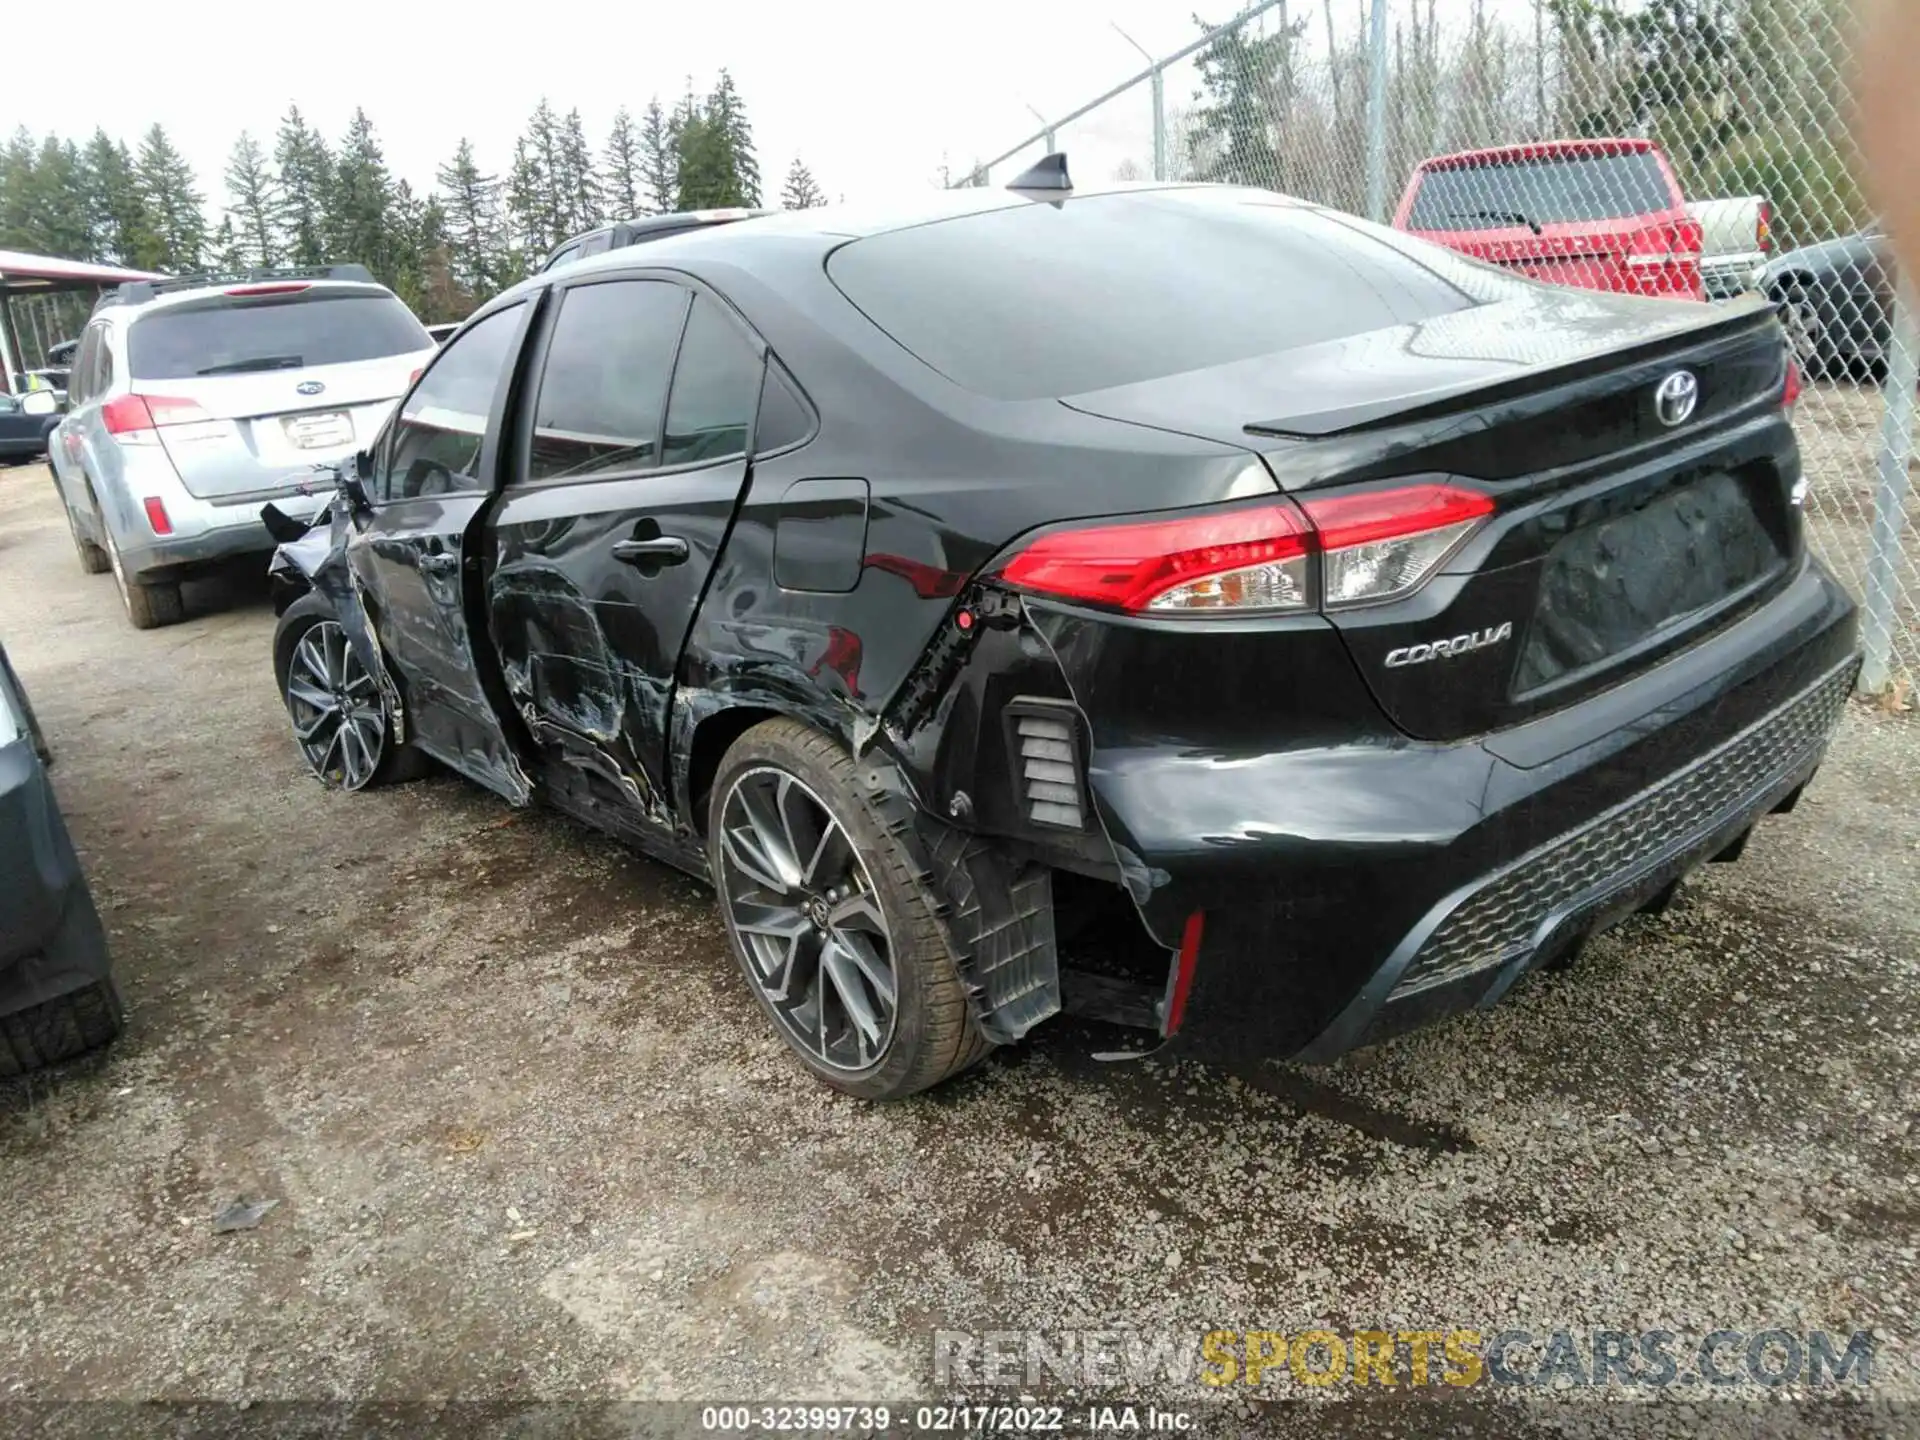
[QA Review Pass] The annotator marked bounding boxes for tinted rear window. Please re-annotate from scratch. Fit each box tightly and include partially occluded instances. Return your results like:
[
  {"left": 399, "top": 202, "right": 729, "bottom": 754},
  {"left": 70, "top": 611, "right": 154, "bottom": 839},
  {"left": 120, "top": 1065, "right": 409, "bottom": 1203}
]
[
  {"left": 1407, "top": 151, "right": 1677, "bottom": 231},
  {"left": 825, "top": 192, "right": 1476, "bottom": 400},
  {"left": 128, "top": 291, "right": 430, "bottom": 380}
]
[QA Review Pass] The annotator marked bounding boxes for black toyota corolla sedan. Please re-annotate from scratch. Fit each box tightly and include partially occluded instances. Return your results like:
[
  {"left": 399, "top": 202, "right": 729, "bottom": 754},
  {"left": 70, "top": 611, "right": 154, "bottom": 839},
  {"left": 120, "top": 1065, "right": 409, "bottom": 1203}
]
[{"left": 265, "top": 164, "right": 1859, "bottom": 1099}]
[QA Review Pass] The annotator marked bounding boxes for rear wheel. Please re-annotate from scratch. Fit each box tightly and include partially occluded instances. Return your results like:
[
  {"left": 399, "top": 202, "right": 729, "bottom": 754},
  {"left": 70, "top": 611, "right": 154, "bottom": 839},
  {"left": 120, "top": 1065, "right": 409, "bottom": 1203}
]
[
  {"left": 274, "top": 594, "right": 429, "bottom": 790},
  {"left": 708, "top": 719, "right": 989, "bottom": 1099},
  {"left": 103, "top": 526, "right": 183, "bottom": 629},
  {"left": 66, "top": 503, "right": 110, "bottom": 575}
]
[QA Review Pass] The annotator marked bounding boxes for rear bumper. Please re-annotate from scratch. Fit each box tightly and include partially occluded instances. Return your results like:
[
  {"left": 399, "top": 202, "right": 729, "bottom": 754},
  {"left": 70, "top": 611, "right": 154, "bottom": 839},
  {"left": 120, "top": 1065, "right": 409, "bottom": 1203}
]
[
  {"left": 118, "top": 488, "right": 330, "bottom": 583},
  {"left": 1079, "top": 555, "right": 1858, "bottom": 1065}
]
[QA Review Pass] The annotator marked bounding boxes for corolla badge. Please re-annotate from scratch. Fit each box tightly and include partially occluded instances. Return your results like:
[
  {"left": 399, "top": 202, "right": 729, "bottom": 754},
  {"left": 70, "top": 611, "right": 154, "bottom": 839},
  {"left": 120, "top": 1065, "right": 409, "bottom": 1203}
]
[
  {"left": 1385, "top": 622, "right": 1515, "bottom": 669},
  {"left": 296, "top": 380, "right": 326, "bottom": 396},
  {"left": 1654, "top": 370, "right": 1699, "bottom": 427}
]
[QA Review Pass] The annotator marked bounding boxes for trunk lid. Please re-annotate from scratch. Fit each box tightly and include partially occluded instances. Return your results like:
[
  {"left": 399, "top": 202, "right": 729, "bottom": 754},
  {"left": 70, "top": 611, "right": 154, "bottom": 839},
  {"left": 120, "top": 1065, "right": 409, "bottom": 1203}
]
[
  {"left": 125, "top": 285, "right": 434, "bottom": 501},
  {"left": 138, "top": 355, "right": 425, "bottom": 502},
  {"left": 1064, "top": 295, "right": 1800, "bottom": 742},
  {"left": 1408, "top": 213, "right": 1704, "bottom": 300}
]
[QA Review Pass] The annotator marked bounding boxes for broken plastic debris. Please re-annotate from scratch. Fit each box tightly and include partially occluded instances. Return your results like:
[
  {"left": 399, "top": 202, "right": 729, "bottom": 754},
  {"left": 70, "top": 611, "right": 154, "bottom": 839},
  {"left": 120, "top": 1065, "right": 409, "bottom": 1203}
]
[
  {"left": 1091, "top": 1050, "right": 1154, "bottom": 1063},
  {"left": 212, "top": 1198, "right": 279, "bottom": 1234}
]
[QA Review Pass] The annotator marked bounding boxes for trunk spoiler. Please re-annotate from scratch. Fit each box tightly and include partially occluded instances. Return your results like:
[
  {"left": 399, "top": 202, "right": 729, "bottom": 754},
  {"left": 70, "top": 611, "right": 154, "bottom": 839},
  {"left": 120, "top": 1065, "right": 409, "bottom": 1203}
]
[{"left": 1244, "top": 295, "right": 1778, "bottom": 440}]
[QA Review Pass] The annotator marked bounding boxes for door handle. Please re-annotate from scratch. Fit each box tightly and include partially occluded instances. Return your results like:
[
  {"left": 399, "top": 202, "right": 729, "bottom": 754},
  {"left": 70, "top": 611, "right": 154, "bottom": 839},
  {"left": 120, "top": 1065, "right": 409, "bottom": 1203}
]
[
  {"left": 612, "top": 536, "right": 690, "bottom": 567},
  {"left": 419, "top": 553, "right": 459, "bottom": 576}
]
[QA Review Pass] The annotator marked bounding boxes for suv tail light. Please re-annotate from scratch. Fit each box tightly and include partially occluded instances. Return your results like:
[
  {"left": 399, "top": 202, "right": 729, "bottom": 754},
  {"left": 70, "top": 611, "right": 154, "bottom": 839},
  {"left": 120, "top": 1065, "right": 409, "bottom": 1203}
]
[
  {"left": 102, "top": 394, "right": 213, "bottom": 444},
  {"left": 992, "top": 483, "right": 1494, "bottom": 616},
  {"left": 1757, "top": 201, "right": 1773, "bottom": 254},
  {"left": 1784, "top": 357, "right": 1803, "bottom": 418}
]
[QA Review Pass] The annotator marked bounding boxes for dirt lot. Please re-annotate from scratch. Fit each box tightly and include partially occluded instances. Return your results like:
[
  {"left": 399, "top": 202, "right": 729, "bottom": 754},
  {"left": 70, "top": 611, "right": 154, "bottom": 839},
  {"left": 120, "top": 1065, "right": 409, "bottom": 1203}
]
[{"left": 1, "top": 460, "right": 1917, "bottom": 1432}]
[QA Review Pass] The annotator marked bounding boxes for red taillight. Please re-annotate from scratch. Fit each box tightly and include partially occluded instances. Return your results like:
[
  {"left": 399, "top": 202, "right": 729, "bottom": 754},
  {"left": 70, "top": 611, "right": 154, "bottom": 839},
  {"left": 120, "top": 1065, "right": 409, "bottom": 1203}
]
[
  {"left": 102, "top": 394, "right": 211, "bottom": 437},
  {"left": 994, "top": 501, "right": 1313, "bottom": 614},
  {"left": 1757, "top": 201, "right": 1773, "bottom": 254},
  {"left": 101, "top": 394, "right": 156, "bottom": 436},
  {"left": 225, "top": 282, "right": 311, "bottom": 296},
  {"left": 1162, "top": 911, "right": 1205, "bottom": 1037},
  {"left": 1784, "top": 357, "right": 1803, "bottom": 417},
  {"left": 1625, "top": 220, "right": 1705, "bottom": 298},
  {"left": 409, "top": 368, "right": 425, "bottom": 387},
  {"left": 993, "top": 483, "right": 1493, "bottom": 615},
  {"left": 142, "top": 497, "right": 173, "bottom": 535}
]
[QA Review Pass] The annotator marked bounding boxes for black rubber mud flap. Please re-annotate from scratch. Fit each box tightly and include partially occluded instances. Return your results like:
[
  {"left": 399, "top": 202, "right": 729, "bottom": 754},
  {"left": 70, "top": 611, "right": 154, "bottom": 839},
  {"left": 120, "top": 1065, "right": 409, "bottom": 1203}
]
[{"left": 857, "top": 752, "right": 1061, "bottom": 1044}]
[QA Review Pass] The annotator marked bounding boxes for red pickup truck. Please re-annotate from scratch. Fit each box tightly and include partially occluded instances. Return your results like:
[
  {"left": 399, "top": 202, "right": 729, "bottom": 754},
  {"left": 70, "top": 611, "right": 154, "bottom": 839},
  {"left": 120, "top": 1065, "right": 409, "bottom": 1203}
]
[{"left": 1393, "top": 138, "right": 1706, "bottom": 301}]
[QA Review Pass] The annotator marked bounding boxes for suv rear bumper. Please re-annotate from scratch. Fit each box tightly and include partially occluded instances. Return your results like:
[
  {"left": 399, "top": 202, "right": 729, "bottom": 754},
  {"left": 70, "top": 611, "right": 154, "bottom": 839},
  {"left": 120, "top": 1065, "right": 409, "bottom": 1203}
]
[{"left": 1078, "top": 554, "right": 1858, "bottom": 1065}]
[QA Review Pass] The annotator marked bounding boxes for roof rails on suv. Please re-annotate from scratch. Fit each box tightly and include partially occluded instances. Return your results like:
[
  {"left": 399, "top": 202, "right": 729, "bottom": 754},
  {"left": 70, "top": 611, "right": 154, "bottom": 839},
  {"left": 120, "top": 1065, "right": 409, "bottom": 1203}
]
[{"left": 94, "top": 263, "right": 380, "bottom": 313}]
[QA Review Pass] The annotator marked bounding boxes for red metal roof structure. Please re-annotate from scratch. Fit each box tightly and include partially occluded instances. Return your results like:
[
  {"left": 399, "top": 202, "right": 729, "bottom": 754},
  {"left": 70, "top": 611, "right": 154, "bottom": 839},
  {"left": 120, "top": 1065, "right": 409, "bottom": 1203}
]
[{"left": 0, "top": 250, "right": 166, "bottom": 394}]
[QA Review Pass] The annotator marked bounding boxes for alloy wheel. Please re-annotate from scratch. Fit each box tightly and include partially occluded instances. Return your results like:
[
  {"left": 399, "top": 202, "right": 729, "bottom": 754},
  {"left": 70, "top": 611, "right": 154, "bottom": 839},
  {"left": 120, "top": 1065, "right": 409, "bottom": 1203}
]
[
  {"left": 284, "top": 620, "right": 387, "bottom": 790},
  {"left": 716, "top": 766, "right": 899, "bottom": 1073},
  {"left": 1781, "top": 295, "right": 1825, "bottom": 370}
]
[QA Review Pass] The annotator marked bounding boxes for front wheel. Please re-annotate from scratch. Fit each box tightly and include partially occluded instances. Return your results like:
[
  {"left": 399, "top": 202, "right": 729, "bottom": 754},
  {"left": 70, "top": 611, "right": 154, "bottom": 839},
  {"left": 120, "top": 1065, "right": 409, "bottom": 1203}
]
[
  {"left": 708, "top": 719, "right": 990, "bottom": 1100},
  {"left": 273, "top": 594, "right": 429, "bottom": 790}
]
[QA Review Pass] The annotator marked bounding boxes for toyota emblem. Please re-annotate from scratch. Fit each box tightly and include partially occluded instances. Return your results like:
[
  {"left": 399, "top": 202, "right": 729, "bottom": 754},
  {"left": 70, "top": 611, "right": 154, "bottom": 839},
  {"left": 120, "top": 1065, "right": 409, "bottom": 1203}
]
[
  {"left": 1654, "top": 371, "right": 1699, "bottom": 428},
  {"left": 296, "top": 380, "right": 326, "bottom": 397}
]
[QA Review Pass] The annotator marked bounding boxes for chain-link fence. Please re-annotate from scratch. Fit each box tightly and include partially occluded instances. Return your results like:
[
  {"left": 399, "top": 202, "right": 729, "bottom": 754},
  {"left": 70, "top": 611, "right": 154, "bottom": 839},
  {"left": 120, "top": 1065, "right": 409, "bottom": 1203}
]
[{"left": 956, "top": 0, "right": 1915, "bottom": 698}]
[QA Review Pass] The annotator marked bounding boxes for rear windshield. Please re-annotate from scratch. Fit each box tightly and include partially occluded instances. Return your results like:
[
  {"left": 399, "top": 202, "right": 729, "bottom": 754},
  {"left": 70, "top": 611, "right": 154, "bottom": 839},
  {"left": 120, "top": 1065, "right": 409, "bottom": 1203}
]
[
  {"left": 1407, "top": 151, "right": 1677, "bottom": 231},
  {"left": 128, "top": 291, "right": 430, "bottom": 380},
  {"left": 826, "top": 192, "right": 1478, "bottom": 400}
]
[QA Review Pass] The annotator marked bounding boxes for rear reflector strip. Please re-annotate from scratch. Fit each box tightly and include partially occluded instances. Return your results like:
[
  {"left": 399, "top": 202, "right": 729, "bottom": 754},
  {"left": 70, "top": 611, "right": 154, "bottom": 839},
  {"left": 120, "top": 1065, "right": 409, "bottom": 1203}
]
[
  {"left": 1162, "top": 911, "right": 1206, "bottom": 1036},
  {"left": 142, "top": 497, "right": 173, "bottom": 535}
]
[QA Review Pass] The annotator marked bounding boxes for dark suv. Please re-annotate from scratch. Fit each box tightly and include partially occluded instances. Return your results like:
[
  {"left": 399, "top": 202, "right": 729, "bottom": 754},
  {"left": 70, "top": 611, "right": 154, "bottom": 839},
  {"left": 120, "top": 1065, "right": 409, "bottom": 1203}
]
[
  {"left": 537, "top": 208, "right": 773, "bottom": 273},
  {"left": 267, "top": 177, "right": 1857, "bottom": 1099}
]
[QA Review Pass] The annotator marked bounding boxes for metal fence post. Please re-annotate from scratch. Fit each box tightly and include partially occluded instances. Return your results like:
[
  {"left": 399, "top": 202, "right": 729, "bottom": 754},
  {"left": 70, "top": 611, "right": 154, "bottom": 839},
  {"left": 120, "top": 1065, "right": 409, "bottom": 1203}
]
[
  {"left": 1364, "top": 0, "right": 1391, "bottom": 220},
  {"left": 1861, "top": 286, "right": 1920, "bottom": 695},
  {"left": 1151, "top": 64, "right": 1167, "bottom": 181}
]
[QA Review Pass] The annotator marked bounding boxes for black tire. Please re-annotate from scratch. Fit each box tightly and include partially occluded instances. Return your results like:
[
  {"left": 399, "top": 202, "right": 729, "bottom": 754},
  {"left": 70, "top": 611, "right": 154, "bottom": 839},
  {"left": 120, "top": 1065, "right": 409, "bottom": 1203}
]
[
  {"left": 0, "top": 979, "right": 125, "bottom": 1078},
  {"left": 101, "top": 524, "right": 184, "bottom": 629},
  {"left": 272, "top": 592, "right": 431, "bottom": 788},
  {"left": 67, "top": 504, "right": 110, "bottom": 575},
  {"left": 708, "top": 718, "right": 990, "bottom": 1100}
]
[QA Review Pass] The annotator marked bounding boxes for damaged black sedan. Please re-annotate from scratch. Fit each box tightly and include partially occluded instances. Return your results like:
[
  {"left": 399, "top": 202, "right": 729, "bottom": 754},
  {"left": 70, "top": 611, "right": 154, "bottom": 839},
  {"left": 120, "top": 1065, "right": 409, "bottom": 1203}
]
[{"left": 267, "top": 166, "right": 1858, "bottom": 1098}]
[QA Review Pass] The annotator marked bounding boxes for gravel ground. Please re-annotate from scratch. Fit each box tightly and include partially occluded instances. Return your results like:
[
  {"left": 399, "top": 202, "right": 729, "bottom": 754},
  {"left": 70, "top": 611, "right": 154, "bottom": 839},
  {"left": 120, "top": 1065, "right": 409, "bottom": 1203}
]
[{"left": 0, "top": 461, "right": 1916, "bottom": 1436}]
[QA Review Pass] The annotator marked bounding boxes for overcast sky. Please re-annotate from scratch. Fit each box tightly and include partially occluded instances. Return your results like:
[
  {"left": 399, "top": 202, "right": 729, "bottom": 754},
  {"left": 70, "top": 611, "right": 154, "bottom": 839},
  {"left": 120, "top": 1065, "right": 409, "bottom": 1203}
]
[{"left": 3, "top": 0, "right": 1266, "bottom": 210}]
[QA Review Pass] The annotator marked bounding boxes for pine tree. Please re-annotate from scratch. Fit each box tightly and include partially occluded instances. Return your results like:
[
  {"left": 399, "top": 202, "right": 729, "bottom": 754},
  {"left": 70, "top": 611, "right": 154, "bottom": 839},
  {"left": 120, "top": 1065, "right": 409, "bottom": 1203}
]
[
  {"left": 706, "top": 70, "right": 761, "bottom": 206},
  {"left": 211, "top": 215, "right": 245, "bottom": 271},
  {"left": 0, "top": 129, "right": 34, "bottom": 251},
  {"left": 275, "top": 105, "right": 332, "bottom": 266},
  {"left": 383, "top": 180, "right": 429, "bottom": 313},
  {"left": 603, "top": 107, "right": 641, "bottom": 219},
  {"left": 326, "top": 109, "right": 395, "bottom": 277},
  {"left": 224, "top": 131, "right": 280, "bottom": 267},
  {"left": 80, "top": 132, "right": 150, "bottom": 266},
  {"left": 555, "top": 107, "right": 601, "bottom": 236},
  {"left": 779, "top": 157, "right": 827, "bottom": 209},
  {"left": 505, "top": 100, "right": 565, "bottom": 254},
  {"left": 639, "top": 97, "right": 677, "bottom": 213},
  {"left": 134, "top": 124, "right": 208, "bottom": 272},
  {"left": 435, "top": 137, "right": 506, "bottom": 303}
]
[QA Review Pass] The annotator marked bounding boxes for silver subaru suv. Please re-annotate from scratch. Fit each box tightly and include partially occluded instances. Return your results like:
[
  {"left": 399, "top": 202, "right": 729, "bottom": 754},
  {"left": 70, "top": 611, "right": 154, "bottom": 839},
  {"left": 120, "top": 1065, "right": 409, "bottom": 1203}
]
[{"left": 49, "top": 265, "right": 437, "bottom": 628}]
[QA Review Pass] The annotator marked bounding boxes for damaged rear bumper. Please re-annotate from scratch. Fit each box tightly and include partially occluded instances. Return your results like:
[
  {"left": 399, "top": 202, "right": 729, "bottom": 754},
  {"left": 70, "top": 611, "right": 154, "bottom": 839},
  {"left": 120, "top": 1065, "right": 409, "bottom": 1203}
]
[{"left": 1069, "top": 555, "right": 1859, "bottom": 1066}]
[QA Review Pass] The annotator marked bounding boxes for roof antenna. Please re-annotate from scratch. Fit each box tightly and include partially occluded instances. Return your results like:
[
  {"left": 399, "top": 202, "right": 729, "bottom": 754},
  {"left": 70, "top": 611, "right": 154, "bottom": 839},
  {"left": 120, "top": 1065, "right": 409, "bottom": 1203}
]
[{"left": 1007, "top": 152, "right": 1072, "bottom": 193}]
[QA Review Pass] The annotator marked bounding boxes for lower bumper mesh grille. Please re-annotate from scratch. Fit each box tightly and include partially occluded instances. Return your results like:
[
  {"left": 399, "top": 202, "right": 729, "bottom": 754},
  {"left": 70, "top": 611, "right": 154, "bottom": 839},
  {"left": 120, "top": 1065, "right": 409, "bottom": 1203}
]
[{"left": 1390, "top": 662, "right": 1855, "bottom": 1000}]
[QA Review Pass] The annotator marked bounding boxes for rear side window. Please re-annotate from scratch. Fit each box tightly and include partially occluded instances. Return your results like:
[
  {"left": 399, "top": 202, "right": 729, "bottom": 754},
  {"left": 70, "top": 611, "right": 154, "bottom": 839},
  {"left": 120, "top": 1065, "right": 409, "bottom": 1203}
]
[
  {"left": 1407, "top": 151, "right": 1678, "bottom": 231},
  {"left": 127, "top": 291, "right": 430, "bottom": 380},
  {"left": 661, "top": 295, "right": 761, "bottom": 467},
  {"left": 379, "top": 302, "right": 524, "bottom": 501},
  {"left": 529, "top": 280, "right": 690, "bottom": 480},
  {"left": 826, "top": 191, "right": 1476, "bottom": 401}
]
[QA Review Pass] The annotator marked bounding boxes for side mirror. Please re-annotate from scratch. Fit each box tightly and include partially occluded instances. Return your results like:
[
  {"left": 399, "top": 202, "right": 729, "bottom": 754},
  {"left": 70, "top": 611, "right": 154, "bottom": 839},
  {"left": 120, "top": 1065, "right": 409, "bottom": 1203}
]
[
  {"left": 354, "top": 447, "right": 373, "bottom": 483},
  {"left": 20, "top": 391, "right": 57, "bottom": 417}
]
